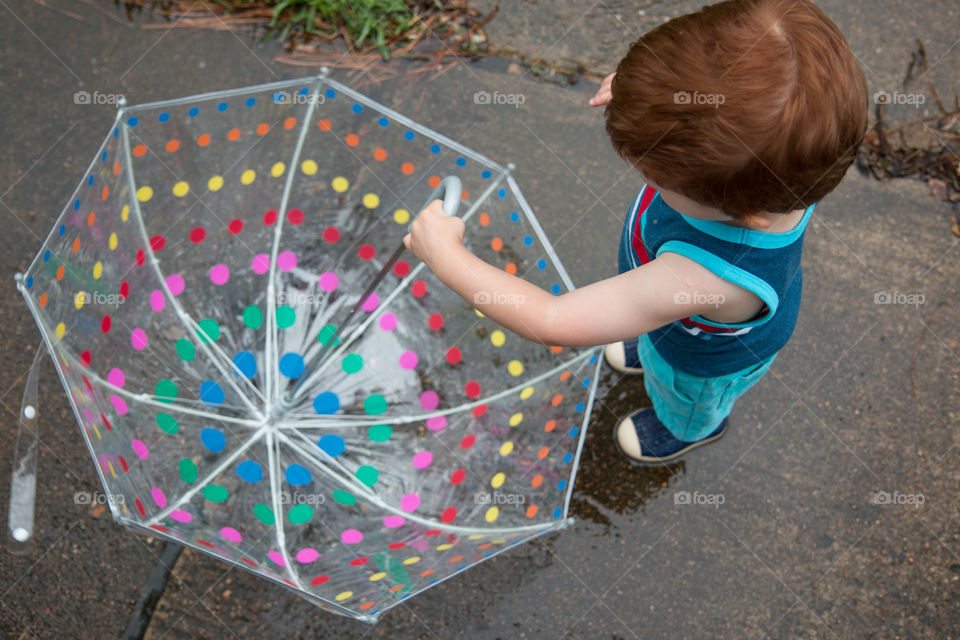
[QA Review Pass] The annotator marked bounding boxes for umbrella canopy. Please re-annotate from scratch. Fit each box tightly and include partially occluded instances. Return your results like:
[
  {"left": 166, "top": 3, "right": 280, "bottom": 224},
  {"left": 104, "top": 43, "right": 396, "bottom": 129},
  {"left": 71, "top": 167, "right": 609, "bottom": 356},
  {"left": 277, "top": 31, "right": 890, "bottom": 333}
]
[{"left": 16, "top": 71, "right": 602, "bottom": 622}]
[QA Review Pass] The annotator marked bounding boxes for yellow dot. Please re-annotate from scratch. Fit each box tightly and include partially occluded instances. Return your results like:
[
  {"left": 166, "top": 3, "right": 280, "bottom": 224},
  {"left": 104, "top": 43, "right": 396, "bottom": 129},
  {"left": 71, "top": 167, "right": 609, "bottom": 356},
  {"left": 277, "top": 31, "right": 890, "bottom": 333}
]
[
  {"left": 121, "top": 205, "right": 129, "bottom": 221},
  {"left": 509, "top": 412, "right": 523, "bottom": 427},
  {"left": 491, "top": 472, "right": 505, "bottom": 488},
  {"left": 172, "top": 181, "right": 189, "bottom": 197},
  {"left": 490, "top": 330, "right": 505, "bottom": 347},
  {"left": 520, "top": 386, "right": 535, "bottom": 399},
  {"left": 55, "top": 322, "right": 65, "bottom": 340},
  {"left": 91, "top": 262, "right": 102, "bottom": 280},
  {"left": 74, "top": 292, "right": 85, "bottom": 309},
  {"left": 270, "top": 162, "right": 285, "bottom": 177},
  {"left": 393, "top": 209, "right": 410, "bottom": 224},
  {"left": 334, "top": 591, "right": 353, "bottom": 602},
  {"left": 241, "top": 169, "right": 256, "bottom": 185},
  {"left": 507, "top": 360, "right": 524, "bottom": 376},
  {"left": 467, "top": 534, "right": 484, "bottom": 541},
  {"left": 436, "top": 543, "right": 453, "bottom": 551},
  {"left": 402, "top": 556, "right": 420, "bottom": 565},
  {"left": 208, "top": 175, "right": 224, "bottom": 191},
  {"left": 485, "top": 507, "right": 499, "bottom": 523},
  {"left": 136, "top": 186, "right": 153, "bottom": 202},
  {"left": 474, "top": 309, "right": 485, "bottom": 318},
  {"left": 301, "top": 159, "right": 318, "bottom": 175},
  {"left": 363, "top": 193, "right": 380, "bottom": 209},
  {"left": 331, "top": 176, "right": 349, "bottom": 192},
  {"left": 108, "top": 232, "right": 118, "bottom": 250},
  {"left": 500, "top": 441, "right": 514, "bottom": 456},
  {"left": 369, "top": 572, "right": 386, "bottom": 582},
  {"left": 492, "top": 538, "right": 507, "bottom": 544}
]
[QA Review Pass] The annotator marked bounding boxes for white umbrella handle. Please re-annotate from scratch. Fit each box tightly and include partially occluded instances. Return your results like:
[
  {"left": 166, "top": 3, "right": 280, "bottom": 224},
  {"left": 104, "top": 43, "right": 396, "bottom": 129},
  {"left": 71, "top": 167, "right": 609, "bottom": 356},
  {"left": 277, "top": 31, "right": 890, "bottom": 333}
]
[
  {"left": 7, "top": 341, "right": 43, "bottom": 555},
  {"left": 423, "top": 175, "right": 463, "bottom": 217}
]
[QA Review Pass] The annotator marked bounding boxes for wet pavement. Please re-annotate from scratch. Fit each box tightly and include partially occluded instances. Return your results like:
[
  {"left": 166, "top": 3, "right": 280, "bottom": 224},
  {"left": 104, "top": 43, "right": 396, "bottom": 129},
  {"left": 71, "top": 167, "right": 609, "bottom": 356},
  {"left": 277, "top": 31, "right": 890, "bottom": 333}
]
[{"left": 1, "top": 0, "right": 958, "bottom": 638}]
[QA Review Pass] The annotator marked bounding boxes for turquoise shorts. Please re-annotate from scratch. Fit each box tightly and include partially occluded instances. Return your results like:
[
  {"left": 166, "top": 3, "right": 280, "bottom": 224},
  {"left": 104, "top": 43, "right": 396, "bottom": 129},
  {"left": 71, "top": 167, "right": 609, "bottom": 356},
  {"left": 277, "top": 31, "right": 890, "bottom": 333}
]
[{"left": 636, "top": 334, "right": 776, "bottom": 442}]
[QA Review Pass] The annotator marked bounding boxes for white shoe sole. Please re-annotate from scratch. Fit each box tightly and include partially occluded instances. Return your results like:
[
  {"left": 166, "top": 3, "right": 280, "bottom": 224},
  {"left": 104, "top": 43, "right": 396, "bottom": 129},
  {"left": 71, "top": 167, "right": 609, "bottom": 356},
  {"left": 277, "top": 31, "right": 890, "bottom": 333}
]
[{"left": 603, "top": 341, "right": 644, "bottom": 375}]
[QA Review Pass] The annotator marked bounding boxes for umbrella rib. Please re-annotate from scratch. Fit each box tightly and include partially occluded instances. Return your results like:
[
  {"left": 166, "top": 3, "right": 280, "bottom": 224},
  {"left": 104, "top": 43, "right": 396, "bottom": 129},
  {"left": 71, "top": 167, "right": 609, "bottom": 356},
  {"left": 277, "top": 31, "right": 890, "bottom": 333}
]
[
  {"left": 288, "top": 168, "right": 513, "bottom": 406},
  {"left": 266, "top": 430, "right": 305, "bottom": 591},
  {"left": 118, "top": 122, "right": 265, "bottom": 421}
]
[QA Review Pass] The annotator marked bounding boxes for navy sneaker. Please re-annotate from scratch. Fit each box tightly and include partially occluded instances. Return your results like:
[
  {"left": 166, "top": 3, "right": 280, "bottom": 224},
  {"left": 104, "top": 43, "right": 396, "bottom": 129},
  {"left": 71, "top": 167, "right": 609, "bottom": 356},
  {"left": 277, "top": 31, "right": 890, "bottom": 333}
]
[
  {"left": 614, "top": 408, "right": 727, "bottom": 464},
  {"left": 604, "top": 337, "right": 643, "bottom": 374}
]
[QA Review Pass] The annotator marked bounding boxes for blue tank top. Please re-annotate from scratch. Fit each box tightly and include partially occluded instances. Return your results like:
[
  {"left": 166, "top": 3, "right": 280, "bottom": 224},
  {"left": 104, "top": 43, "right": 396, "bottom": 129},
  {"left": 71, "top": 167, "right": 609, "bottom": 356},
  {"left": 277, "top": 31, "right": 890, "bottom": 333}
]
[{"left": 622, "top": 185, "right": 815, "bottom": 377}]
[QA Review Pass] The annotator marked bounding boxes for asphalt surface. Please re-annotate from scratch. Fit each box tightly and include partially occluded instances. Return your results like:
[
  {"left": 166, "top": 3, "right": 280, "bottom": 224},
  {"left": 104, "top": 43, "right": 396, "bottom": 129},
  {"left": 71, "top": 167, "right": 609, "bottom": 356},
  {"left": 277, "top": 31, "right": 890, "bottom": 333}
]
[{"left": 0, "top": 1, "right": 958, "bottom": 638}]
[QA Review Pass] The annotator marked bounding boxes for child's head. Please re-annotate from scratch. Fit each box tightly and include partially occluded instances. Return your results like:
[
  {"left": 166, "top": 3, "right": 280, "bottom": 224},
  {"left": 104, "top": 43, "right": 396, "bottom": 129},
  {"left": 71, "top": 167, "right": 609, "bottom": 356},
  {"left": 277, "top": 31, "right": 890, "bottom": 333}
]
[{"left": 605, "top": 0, "right": 867, "bottom": 220}]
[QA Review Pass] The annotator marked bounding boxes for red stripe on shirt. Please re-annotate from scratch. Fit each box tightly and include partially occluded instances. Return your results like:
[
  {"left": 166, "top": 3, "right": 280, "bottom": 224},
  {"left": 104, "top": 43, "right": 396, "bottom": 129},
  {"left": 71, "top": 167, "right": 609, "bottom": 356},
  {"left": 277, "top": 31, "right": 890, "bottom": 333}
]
[{"left": 631, "top": 187, "right": 657, "bottom": 265}]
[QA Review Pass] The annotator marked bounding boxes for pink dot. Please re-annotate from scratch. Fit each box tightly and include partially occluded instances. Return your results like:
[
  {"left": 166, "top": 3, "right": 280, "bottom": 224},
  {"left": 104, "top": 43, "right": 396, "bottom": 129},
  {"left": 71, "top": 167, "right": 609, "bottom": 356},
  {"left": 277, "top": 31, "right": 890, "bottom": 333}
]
[
  {"left": 398, "top": 351, "right": 418, "bottom": 370},
  {"left": 426, "top": 416, "right": 447, "bottom": 431},
  {"left": 318, "top": 272, "right": 338, "bottom": 292},
  {"left": 151, "top": 487, "right": 166, "bottom": 508},
  {"left": 209, "top": 264, "right": 230, "bottom": 285},
  {"left": 170, "top": 509, "right": 192, "bottom": 523},
  {"left": 131, "top": 328, "right": 148, "bottom": 350},
  {"left": 296, "top": 548, "right": 319, "bottom": 563},
  {"left": 361, "top": 293, "right": 379, "bottom": 312},
  {"left": 412, "top": 451, "right": 433, "bottom": 469},
  {"left": 110, "top": 395, "right": 128, "bottom": 415},
  {"left": 379, "top": 312, "right": 397, "bottom": 331},
  {"left": 341, "top": 529, "right": 363, "bottom": 544},
  {"left": 220, "top": 527, "right": 242, "bottom": 543},
  {"left": 131, "top": 439, "right": 149, "bottom": 460},
  {"left": 149, "top": 290, "right": 165, "bottom": 312},
  {"left": 166, "top": 274, "right": 185, "bottom": 296},
  {"left": 400, "top": 493, "right": 420, "bottom": 512},
  {"left": 277, "top": 251, "right": 297, "bottom": 271},
  {"left": 419, "top": 390, "right": 439, "bottom": 411},
  {"left": 252, "top": 253, "right": 270, "bottom": 274},
  {"left": 268, "top": 550, "right": 286, "bottom": 566},
  {"left": 107, "top": 367, "right": 125, "bottom": 388},
  {"left": 383, "top": 515, "right": 405, "bottom": 528}
]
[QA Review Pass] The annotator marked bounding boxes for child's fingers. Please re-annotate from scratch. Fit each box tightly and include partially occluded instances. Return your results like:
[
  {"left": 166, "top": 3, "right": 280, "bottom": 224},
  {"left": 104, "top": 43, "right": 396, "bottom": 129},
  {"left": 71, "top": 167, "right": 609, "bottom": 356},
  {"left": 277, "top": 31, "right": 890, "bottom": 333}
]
[{"left": 403, "top": 233, "right": 412, "bottom": 250}]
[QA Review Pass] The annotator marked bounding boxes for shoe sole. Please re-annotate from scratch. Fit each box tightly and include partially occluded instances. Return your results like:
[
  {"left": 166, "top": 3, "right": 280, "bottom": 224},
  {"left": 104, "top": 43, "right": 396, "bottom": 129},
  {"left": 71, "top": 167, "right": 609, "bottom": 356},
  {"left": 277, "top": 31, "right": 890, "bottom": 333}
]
[
  {"left": 612, "top": 416, "right": 726, "bottom": 466},
  {"left": 602, "top": 345, "right": 644, "bottom": 375}
]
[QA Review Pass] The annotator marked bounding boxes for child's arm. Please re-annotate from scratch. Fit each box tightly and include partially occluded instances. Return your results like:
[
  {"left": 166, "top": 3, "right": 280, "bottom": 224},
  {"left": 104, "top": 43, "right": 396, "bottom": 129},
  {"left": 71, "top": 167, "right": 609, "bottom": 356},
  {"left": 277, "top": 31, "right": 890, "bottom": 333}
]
[{"left": 404, "top": 200, "right": 756, "bottom": 348}]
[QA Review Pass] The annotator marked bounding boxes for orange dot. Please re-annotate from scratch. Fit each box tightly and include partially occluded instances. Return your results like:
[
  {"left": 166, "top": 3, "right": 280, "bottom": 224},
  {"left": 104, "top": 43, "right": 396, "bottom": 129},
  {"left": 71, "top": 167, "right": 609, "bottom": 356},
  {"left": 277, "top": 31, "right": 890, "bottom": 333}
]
[
  {"left": 345, "top": 133, "right": 359, "bottom": 147},
  {"left": 401, "top": 162, "right": 414, "bottom": 175},
  {"left": 448, "top": 556, "right": 464, "bottom": 563},
  {"left": 100, "top": 186, "right": 109, "bottom": 200},
  {"left": 428, "top": 175, "right": 441, "bottom": 188},
  {"left": 479, "top": 213, "right": 490, "bottom": 226},
  {"left": 87, "top": 212, "right": 95, "bottom": 226},
  {"left": 537, "top": 446, "right": 549, "bottom": 459},
  {"left": 112, "top": 161, "right": 120, "bottom": 176},
  {"left": 256, "top": 123, "right": 269, "bottom": 136},
  {"left": 165, "top": 139, "right": 180, "bottom": 153},
  {"left": 373, "top": 148, "right": 387, "bottom": 161},
  {"left": 505, "top": 262, "right": 517, "bottom": 275},
  {"left": 227, "top": 128, "right": 240, "bottom": 141},
  {"left": 531, "top": 474, "right": 543, "bottom": 488},
  {"left": 359, "top": 602, "right": 374, "bottom": 610},
  {"left": 283, "top": 117, "right": 297, "bottom": 130},
  {"left": 38, "top": 293, "right": 48, "bottom": 308},
  {"left": 419, "top": 569, "right": 435, "bottom": 577},
  {"left": 197, "top": 134, "right": 211, "bottom": 147},
  {"left": 477, "top": 543, "right": 492, "bottom": 550},
  {"left": 560, "top": 370, "right": 571, "bottom": 381},
  {"left": 544, "top": 420, "right": 557, "bottom": 432},
  {"left": 56, "top": 265, "right": 65, "bottom": 280},
  {"left": 491, "top": 237, "right": 503, "bottom": 251},
  {"left": 389, "top": 584, "right": 405, "bottom": 592},
  {"left": 551, "top": 393, "right": 563, "bottom": 406},
  {"left": 72, "top": 238, "right": 80, "bottom": 253},
  {"left": 461, "top": 190, "right": 469, "bottom": 201},
  {"left": 132, "top": 144, "right": 147, "bottom": 157},
  {"left": 526, "top": 505, "right": 538, "bottom": 518},
  {"left": 317, "top": 119, "right": 331, "bottom": 131},
  {"left": 550, "top": 345, "right": 564, "bottom": 354}
]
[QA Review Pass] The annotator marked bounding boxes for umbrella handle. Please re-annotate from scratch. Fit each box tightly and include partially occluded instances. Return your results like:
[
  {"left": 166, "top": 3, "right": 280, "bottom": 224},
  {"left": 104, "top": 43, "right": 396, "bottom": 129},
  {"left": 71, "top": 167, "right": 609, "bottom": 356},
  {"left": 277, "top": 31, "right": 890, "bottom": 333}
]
[{"left": 422, "top": 175, "right": 462, "bottom": 217}]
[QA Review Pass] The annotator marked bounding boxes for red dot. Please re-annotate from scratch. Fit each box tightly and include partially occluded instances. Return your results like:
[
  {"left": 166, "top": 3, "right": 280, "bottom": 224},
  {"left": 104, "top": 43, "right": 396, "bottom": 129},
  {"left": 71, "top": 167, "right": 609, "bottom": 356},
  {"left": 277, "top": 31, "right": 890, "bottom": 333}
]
[
  {"left": 287, "top": 208, "right": 304, "bottom": 225},
  {"left": 82, "top": 375, "right": 93, "bottom": 391},
  {"left": 358, "top": 244, "right": 376, "bottom": 260},
  {"left": 80, "top": 350, "right": 92, "bottom": 367},
  {"left": 150, "top": 525, "right": 168, "bottom": 533},
  {"left": 101, "top": 315, "right": 112, "bottom": 333},
  {"left": 189, "top": 227, "right": 206, "bottom": 243},
  {"left": 441, "top": 507, "right": 457, "bottom": 523},
  {"left": 393, "top": 260, "right": 410, "bottom": 277},
  {"left": 100, "top": 413, "right": 112, "bottom": 431},
  {"left": 446, "top": 346, "right": 462, "bottom": 364},
  {"left": 411, "top": 280, "right": 427, "bottom": 297},
  {"left": 241, "top": 557, "right": 258, "bottom": 567},
  {"left": 310, "top": 575, "right": 330, "bottom": 586},
  {"left": 196, "top": 539, "right": 214, "bottom": 548},
  {"left": 461, "top": 435, "right": 475, "bottom": 449},
  {"left": 424, "top": 529, "right": 442, "bottom": 536},
  {"left": 149, "top": 234, "right": 166, "bottom": 251},
  {"left": 349, "top": 557, "right": 369, "bottom": 566},
  {"left": 135, "top": 249, "right": 145, "bottom": 266},
  {"left": 118, "top": 456, "right": 129, "bottom": 472},
  {"left": 464, "top": 380, "right": 480, "bottom": 398},
  {"left": 428, "top": 313, "right": 444, "bottom": 330},
  {"left": 118, "top": 281, "right": 129, "bottom": 300},
  {"left": 135, "top": 498, "right": 145, "bottom": 516},
  {"left": 387, "top": 542, "right": 405, "bottom": 550},
  {"left": 323, "top": 227, "right": 340, "bottom": 243},
  {"left": 472, "top": 404, "right": 487, "bottom": 417},
  {"left": 263, "top": 210, "right": 278, "bottom": 226},
  {"left": 450, "top": 469, "right": 466, "bottom": 484},
  {"left": 228, "top": 219, "right": 244, "bottom": 234}
]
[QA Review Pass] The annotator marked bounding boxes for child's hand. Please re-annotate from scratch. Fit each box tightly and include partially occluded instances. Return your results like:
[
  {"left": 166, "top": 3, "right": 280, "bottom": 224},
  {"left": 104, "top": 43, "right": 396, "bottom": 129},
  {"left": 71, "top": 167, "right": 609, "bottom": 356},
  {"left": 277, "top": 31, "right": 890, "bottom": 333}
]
[
  {"left": 403, "top": 199, "right": 466, "bottom": 269},
  {"left": 588, "top": 73, "right": 616, "bottom": 107}
]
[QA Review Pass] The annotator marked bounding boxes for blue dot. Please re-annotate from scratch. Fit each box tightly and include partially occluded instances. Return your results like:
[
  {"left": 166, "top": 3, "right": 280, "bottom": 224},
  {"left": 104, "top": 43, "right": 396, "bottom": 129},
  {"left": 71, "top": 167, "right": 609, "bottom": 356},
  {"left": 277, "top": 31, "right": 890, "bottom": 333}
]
[
  {"left": 113, "top": 127, "right": 119, "bottom": 138},
  {"left": 455, "top": 157, "right": 466, "bottom": 167},
  {"left": 482, "top": 170, "right": 492, "bottom": 179},
  {"left": 73, "top": 199, "right": 80, "bottom": 210},
  {"left": 582, "top": 378, "right": 591, "bottom": 388},
  {"left": 570, "top": 427, "right": 580, "bottom": 437},
  {"left": 285, "top": 463, "right": 312, "bottom": 485},
  {"left": 589, "top": 354, "right": 598, "bottom": 364},
  {"left": 87, "top": 175, "right": 94, "bottom": 186},
  {"left": 245, "top": 97, "right": 256, "bottom": 107},
  {"left": 575, "top": 402, "right": 585, "bottom": 412},
  {"left": 25, "top": 276, "right": 33, "bottom": 288},
  {"left": 126, "top": 116, "right": 138, "bottom": 127},
  {"left": 101, "top": 151, "right": 108, "bottom": 162},
  {"left": 537, "top": 259, "right": 546, "bottom": 270},
  {"left": 553, "top": 508, "right": 562, "bottom": 519},
  {"left": 404, "top": 131, "right": 415, "bottom": 140},
  {"left": 378, "top": 117, "right": 389, "bottom": 127},
  {"left": 510, "top": 212, "right": 519, "bottom": 223},
  {"left": 483, "top": 553, "right": 494, "bottom": 559},
  {"left": 317, "top": 434, "right": 345, "bottom": 457},
  {"left": 58, "top": 224, "right": 66, "bottom": 236},
  {"left": 236, "top": 460, "right": 263, "bottom": 483},
  {"left": 200, "top": 428, "right": 226, "bottom": 453},
  {"left": 352, "top": 103, "right": 363, "bottom": 113},
  {"left": 325, "top": 88, "right": 336, "bottom": 99},
  {"left": 188, "top": 107, "right": 199, "bottom": 117},
  {"left": 43, "top": 250, "right": 51, "bottom": 262},
  {"left": 497, "top": 188, "right": 506, "bottom": 199},
  {"left": 313, "top": 391, "right": 340, "bottom": 415},
  {"left": 233, "top": 351, "right": 257, "bottom": 379},
  {"left": 298, "top": 87, "right": 309, "bottom": 96},
  {"left": 430, "top": 144, "right": 440, "bottom": 154},
  {"left": 279, "top": 352, "right": 304, "bottom": 378},
  {"left": 217, "top": 101, "right": 228, "bottom": 112},
  {"left": 158, "top": 112, "right": 170, "bottom": 122},
  {"left": 551, "top": 283, "right": 562, "bottom": 294},
  {"left": 557, "top": 479, "right": 568, "bottom": 490},
  {"left": 563, "top": 453, "right": 573, "bottom": 463},
  {"left": 523, "top": 234, "right": 533, "bottom": 246},
  {"left": 199, "top": 380, "right": 225, "bottom": 406}
]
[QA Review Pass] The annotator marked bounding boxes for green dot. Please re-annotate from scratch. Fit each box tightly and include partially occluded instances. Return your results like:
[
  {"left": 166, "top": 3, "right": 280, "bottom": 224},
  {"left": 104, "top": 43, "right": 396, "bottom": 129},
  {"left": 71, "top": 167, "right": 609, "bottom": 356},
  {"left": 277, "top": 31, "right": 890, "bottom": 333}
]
[
  {"left": 175, "top": 338, "right": 195, "bottom": 361},
  {"left": 288, "top": 504, "right": 313, "bottom": 524},
  {"left": 332, "top": 489, "right": 356, "bottom": 505},
  {"left": 156, "top": 413, "right": 179, "bottom": 434},
  {"left": 202, "top": 485, "right": 229, "bottom": 502},
  {"left": 243, "top": 305, "right": 263, "bottom": 330},
  {"left": 155, "top": 379, "right": 178, "bottom": 403},
  {"left": 342, "top": 353, "right": 363, "bottom": 374},
  {"left": 367, "top": 424, "right": 392, "bottom": 442},
  {"left": 276, "top": 305, "right": 295, "bottom": 329},
  {"left": 253, "top": 503, "right": 275, "bottom": 525},
  {"left": 363, "top": 394, "right": 387, "bottom": 415},
  {"left": 317, "top": 324, "right": 340, "bottom": 346},
  {"left": 355, "top": 465, "right": 379, "bottom": 487},
  {"left": 179, "top": 458, "right": 197, "bottom": 483},
  {"left": 196, "top": 318, "right": 220, "bottom": 343}
]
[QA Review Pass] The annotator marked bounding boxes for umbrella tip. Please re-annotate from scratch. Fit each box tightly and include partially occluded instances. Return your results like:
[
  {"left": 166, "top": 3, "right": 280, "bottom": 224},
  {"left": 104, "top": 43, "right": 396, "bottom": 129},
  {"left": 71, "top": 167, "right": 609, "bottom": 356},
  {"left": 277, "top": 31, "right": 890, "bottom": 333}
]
[
  {"left": 320, "top": 66, "right": 331, "bottom": 77},
  {"left": 507, "top": 162, "right": 516, "bottom": 172}
]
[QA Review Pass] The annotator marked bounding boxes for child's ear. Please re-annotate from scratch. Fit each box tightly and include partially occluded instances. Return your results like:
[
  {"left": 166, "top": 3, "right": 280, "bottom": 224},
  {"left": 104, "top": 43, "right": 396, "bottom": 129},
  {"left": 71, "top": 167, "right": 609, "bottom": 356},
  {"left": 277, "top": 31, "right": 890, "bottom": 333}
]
[{"left": 741, "top": 213, "right": 772, "bottom": 230}]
